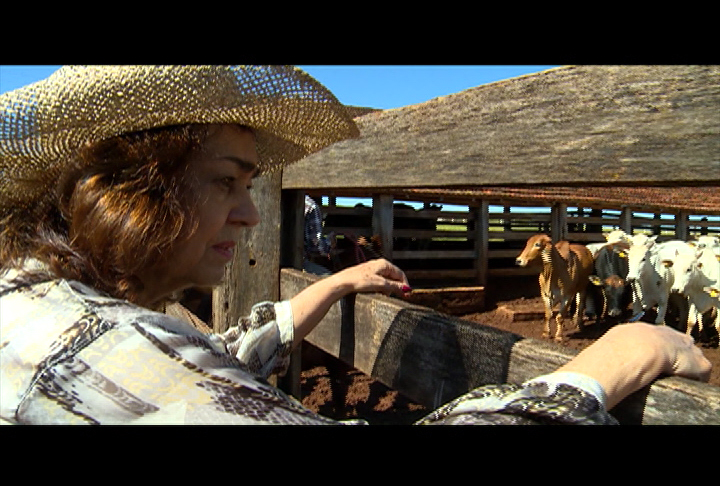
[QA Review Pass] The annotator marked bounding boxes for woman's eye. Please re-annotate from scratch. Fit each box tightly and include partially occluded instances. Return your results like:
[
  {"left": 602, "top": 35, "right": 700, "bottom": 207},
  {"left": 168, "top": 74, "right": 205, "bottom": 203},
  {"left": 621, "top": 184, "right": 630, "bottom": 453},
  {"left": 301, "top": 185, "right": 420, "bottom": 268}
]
[{"left": 218, "top": 177, "right": 235, "bottom": 189}]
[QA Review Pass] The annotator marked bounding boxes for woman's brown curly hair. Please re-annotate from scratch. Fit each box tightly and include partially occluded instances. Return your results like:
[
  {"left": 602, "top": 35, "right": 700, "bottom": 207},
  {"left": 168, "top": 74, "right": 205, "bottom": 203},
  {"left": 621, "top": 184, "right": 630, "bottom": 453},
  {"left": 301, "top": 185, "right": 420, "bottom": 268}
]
[{"left": 0, "top": 124, "right": 216, "bottom": 308}]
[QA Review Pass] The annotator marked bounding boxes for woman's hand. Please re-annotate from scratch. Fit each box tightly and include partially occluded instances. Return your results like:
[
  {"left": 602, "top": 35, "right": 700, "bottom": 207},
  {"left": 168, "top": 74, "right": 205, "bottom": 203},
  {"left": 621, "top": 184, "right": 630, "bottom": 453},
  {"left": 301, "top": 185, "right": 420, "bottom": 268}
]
[
  {"left": 289, "top": 259, "right": 411, "bottom": 348},
  {"left": 331, "top": 258, "right": 411, "bottom": 297},
  {"left": 556, "top": 323, "right": 712, "bottom": 410}
]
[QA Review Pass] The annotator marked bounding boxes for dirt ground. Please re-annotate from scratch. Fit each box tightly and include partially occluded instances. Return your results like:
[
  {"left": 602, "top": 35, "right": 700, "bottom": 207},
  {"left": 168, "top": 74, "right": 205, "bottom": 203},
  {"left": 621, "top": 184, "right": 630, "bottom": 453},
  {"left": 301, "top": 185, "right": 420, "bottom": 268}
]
[{"left": 299, "top": 275, "right": 720, "bottom": 424}]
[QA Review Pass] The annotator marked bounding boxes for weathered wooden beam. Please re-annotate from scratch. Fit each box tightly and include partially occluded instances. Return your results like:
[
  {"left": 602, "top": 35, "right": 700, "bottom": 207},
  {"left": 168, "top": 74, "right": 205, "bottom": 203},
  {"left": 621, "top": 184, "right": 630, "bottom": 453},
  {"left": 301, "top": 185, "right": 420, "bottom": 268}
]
[
  {"left": 280, "top": 189, "right": 305, "bottom": 270},
  {"left": 284, "top": 66, "right": 720, "bottom": 189},
  {"left": 676, "top": 211, "right": 690, "bottom": 240},
  {"left": 281, "top": 268, "right": 720, "bottom": 425},
  {"left": 474, "top": 201, "right": 489, "bottom": 287},
  {"left": 551, "top": 203, "right": 567, "bottom": 242},
  {"left": 404, "top": 269, "right": 479, "bottom": 280},
  {"left": 620, "top": 206, "right": 633, "bottom": 233},
  {"left": 392, "top": 250, "right": 476, "bottom": 260},
  {"left": 213, "top": 171, "right": 282, "bottom": 333},
  {"left": 373, "top": 194, "right": 394, "bottom": 262}
]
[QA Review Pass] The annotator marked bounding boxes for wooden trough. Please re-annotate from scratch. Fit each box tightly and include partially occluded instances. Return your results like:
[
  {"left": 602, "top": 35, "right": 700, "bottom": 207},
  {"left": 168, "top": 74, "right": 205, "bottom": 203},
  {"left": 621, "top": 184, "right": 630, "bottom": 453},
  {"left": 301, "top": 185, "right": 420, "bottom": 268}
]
[
  {"left": 401, "top": 286, "right": 485, "bottom": 315},
  {"left": 496, "top": 303, "right": 545, "bottom": 321}
]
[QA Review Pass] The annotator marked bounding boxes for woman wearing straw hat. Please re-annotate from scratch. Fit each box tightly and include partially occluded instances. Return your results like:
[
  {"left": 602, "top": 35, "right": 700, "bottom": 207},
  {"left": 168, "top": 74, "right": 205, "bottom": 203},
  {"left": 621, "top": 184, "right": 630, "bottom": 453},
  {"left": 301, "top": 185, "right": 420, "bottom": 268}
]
[{"left": 0, "top": 66, "right": 711, "bottom": 425}]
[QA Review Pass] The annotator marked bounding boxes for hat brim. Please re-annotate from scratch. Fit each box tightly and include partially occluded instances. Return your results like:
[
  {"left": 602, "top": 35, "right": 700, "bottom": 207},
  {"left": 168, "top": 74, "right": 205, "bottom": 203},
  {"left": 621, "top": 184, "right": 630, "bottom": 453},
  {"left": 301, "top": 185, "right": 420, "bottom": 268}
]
[{"left": 0, "top": 65, "right": 359, "bottom": 212}]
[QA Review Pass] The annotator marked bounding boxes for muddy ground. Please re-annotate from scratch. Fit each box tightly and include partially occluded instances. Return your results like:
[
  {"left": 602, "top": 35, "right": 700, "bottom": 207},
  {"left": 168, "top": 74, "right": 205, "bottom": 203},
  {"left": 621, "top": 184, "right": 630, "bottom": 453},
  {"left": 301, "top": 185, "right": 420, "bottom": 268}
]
[{"left": 298, "top": 275, "right": 720, "bottom": 424}]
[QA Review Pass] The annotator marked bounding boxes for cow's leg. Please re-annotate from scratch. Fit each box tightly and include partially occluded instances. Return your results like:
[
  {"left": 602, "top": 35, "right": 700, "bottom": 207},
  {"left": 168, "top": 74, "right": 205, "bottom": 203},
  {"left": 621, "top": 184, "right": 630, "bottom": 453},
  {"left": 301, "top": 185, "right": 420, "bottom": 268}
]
[
  {"left": 542, "top": 291, "right": 553, "bottom": 339},
  {"left": 655, "top": 290, "right": 670, "bottom": 325},
  {"left": 686, "top": 301, "right": 698, "bottom": 336},
  {"left": 575, "top": 290, "right": 586, "bottom": 331},
  {"left": 554, "top": 298, "right": 568, "bottom": 342},
  {"left": 630, "top": 281, "right": 646, "bottom": 318}
]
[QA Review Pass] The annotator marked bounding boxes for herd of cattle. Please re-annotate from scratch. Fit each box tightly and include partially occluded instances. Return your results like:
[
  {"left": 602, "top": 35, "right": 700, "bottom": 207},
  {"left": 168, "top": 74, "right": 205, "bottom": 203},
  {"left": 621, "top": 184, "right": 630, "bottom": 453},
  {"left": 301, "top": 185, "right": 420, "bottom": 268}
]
[{"left": 516, "top": 231, "right": 720, "bottom": 344}]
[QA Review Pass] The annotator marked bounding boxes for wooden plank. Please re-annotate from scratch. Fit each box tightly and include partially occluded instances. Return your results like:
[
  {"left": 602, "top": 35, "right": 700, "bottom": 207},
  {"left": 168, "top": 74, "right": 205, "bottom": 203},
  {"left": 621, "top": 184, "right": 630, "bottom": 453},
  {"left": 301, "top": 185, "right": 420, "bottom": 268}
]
[
  {"left": 676, "top": 211, "right": 689, "bottom": 240},
  {"left": 488, "top": 249, "right": 525, "bottom": 258},
  {"left": 488, "top": 267, "right": 541, "bottom": 277},
  {"left": 566, "top": 216, "right": 621, "bottom": 224},
  {"left": 392, "top": 250, "right": 476, "bottom": 259},
  {"left": 278, "top": 188, "right": 305, "bottom": 397},
  {"left": 374, "top": 194, "right": 394, "bottom": 262},
  {"left": 475, "top": 201, "right": 489, "bottom": 287},
  {"left": 324, "top": 226, "right": 373, "bottom": 237},
  {"left": 404, "top": 269, "right": 478, "bottom": 280},
  {"left": 403, "top": 287, "right": 485, "bottom": 315},
  {"left": 566, "top": 232, "right": 606, "bottom": 242},
  {"left": 488, "top": 231, "right": 548, "bottom": 240},
  {"left": 551, "top": 203, "right": 567, "bottom": 242},
  {"left": 281, "top": 268, "right": 720, "bottom": 424},
  {"left": 280, "top": 189, "right": 305, "bottom": 270},
  {"left": 620, "top": 206, "right": 633, "bottom": 233}
]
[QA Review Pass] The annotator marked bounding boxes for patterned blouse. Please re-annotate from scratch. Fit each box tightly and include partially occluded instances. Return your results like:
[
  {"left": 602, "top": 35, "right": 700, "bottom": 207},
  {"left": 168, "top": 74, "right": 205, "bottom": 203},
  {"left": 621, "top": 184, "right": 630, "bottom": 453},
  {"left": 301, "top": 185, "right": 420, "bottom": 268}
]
[{"left": 0, "top": 264, "right": 617, "bottom": 425}]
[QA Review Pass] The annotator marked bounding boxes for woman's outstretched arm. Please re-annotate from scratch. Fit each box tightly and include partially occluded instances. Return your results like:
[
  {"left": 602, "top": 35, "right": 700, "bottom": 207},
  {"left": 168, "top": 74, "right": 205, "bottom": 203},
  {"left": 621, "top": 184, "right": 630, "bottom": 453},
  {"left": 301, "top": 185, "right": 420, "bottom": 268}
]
[
  {"left": 554, "top": 322, "right": 712, "bottom": 410},
  {"left": 289, "top": 258, "right": 410, "bottom": 348}
]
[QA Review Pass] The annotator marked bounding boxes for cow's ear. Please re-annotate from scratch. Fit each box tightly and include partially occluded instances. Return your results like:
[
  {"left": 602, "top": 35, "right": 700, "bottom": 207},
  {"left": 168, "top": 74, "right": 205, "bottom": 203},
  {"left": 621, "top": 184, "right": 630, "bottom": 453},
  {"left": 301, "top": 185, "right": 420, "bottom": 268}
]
[
  {"left": 589, "top": 275, "right": 601, "bottom": 285},
  {"left": 704, "top": 286, "right": 719, "bottom": 298}
]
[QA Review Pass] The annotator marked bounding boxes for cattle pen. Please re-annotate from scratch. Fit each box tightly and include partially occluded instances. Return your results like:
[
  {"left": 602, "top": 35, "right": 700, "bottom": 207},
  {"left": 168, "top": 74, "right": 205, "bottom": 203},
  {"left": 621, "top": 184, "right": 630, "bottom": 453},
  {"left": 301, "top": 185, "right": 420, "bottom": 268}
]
[{"left": 211, "top": 65, "right": 720, "bottom": 425}]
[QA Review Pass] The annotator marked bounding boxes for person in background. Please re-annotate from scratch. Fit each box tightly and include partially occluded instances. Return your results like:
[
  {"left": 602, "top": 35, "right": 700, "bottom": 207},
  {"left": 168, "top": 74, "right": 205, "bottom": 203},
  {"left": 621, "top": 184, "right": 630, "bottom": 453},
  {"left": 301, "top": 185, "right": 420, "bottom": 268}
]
[{"left": 303, "top": 195, "right": 334, "bottom": 275}]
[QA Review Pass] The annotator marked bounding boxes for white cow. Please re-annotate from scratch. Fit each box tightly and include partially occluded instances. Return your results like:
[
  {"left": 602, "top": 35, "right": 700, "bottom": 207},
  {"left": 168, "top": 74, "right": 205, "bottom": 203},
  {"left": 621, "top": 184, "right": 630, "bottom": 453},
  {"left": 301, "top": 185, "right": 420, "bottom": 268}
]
[
  {"left": 585, "top": 229, "right": 632, "bottom": 258},
  {"left": 666, "top": 245, "right": 720, "bottom": 336},
  {"left": 690, "top": 235, "right": 720, "bottom": 259},
  {"left": 625, "top": 237, "right": 694, "bottom": 325}
]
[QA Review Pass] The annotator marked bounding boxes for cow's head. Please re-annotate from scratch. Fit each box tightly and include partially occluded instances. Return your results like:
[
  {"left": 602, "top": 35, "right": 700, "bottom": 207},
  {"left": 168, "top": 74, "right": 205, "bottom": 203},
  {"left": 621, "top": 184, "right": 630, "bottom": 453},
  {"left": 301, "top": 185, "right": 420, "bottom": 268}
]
[
  {"left": 516, "top": 234, "right": 551, "bottom": 267},
  {"left": 668, "top": 250, "right": 704, "bottom": 294},
  {"left": 625, "top": 242, "right": 654, "bottom": 283}
]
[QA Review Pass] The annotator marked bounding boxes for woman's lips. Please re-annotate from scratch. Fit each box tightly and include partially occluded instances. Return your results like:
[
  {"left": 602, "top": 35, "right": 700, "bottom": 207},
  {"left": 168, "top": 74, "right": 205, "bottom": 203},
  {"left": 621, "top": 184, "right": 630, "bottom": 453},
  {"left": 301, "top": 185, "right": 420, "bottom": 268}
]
[{"left": 212, "top": 241, "right": 235, "bottom": 259}]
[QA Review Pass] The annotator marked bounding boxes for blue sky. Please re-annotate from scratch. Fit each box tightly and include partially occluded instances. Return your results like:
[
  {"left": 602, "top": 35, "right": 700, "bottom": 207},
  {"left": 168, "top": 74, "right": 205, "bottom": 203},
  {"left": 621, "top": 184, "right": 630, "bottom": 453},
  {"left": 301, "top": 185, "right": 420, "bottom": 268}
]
[{"left": 0, "top": 65, "right": 560, "bottom": 108}]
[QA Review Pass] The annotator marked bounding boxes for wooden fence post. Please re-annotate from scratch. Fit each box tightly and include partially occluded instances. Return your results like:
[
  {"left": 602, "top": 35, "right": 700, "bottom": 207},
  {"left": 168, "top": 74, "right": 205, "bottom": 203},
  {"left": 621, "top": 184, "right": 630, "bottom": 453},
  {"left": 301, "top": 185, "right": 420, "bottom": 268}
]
[
  {"left": 676, "top": 210, "right": 689, "bottom": 240},
  {"left": 473, "top": 200, "right": 489, "bottom": 287},
  {"left": 373, "top": 194, "right": 394, "bottom": 261},
  {"left": 620, "top": 206, "right": 633, "bottom": 234},
  {"left": 551, "top": 203, "right": 567, "bottom": 242},
  {"left": 277, "top": 188, "right": 305, "bottom": 398}
]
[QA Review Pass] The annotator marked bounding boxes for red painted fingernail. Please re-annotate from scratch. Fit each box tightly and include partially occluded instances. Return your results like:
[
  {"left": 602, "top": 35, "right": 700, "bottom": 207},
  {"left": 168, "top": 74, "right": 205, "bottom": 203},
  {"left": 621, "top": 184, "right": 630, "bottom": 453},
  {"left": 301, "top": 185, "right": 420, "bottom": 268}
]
[{"left": 402, "top": 285, "right": 412, "bottom": 292}]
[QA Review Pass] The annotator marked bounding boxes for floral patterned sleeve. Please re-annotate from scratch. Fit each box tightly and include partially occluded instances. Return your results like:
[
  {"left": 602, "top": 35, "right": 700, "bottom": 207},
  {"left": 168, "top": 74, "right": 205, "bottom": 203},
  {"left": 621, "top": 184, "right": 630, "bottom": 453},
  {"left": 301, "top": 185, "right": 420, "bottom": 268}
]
[
  {"left": 0, "top": 275, "right": 336, "bottom": 425},
  {"left": 210, "top": 301, "right": 295, "bottom": 379},
  {"left": 415, "top": 374, "right": 618, "bottom": 425}
]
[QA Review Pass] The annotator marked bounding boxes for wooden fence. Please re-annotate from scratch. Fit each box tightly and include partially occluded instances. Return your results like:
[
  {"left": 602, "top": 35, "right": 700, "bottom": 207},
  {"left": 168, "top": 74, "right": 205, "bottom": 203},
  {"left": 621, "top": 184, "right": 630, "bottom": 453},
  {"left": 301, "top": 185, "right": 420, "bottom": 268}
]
[
  {"left": 312, "top": 192, "right": 720, "bottom": 286},
  {"left": 281, "top": 268, "right": 720, "bottom": 425}
]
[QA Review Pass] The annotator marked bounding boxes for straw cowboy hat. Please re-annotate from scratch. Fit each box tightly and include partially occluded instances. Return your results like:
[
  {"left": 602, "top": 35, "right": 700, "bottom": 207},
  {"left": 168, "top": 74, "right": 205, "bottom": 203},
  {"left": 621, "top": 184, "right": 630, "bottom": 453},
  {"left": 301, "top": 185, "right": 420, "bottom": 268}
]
[{"left": 0, "top": 65, "right": 359, "bottom": 216}]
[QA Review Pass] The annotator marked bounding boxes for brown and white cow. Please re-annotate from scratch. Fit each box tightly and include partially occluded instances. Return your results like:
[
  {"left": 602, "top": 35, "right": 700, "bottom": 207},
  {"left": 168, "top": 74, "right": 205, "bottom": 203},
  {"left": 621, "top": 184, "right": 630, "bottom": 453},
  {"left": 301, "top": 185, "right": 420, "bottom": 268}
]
[{"left": 516, "top": 234, "right": 595, "bottom": 342}]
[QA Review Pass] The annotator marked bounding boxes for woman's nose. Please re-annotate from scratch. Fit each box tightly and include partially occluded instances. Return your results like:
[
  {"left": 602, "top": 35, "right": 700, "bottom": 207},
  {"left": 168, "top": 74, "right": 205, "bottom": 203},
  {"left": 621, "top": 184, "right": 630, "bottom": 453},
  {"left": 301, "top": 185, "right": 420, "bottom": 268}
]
[{"left": 228, "top": 193, "right": 260, "bottom": 227}]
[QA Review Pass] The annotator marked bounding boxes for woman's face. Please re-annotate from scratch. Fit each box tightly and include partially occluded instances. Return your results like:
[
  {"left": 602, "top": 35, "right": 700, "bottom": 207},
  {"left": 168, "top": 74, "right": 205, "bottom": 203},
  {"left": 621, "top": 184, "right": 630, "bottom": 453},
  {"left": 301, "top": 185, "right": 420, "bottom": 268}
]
[{"left": 138, "top": 124, "right": 260, "bottom": 299}]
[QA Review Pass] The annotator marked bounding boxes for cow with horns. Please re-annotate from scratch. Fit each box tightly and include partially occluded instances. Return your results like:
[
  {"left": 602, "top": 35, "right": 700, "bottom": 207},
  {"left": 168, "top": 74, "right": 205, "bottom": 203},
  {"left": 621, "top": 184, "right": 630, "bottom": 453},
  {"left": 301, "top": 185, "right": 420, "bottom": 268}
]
[{"left": 516, "top": 234, "right": 594, "bottom": 342}]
